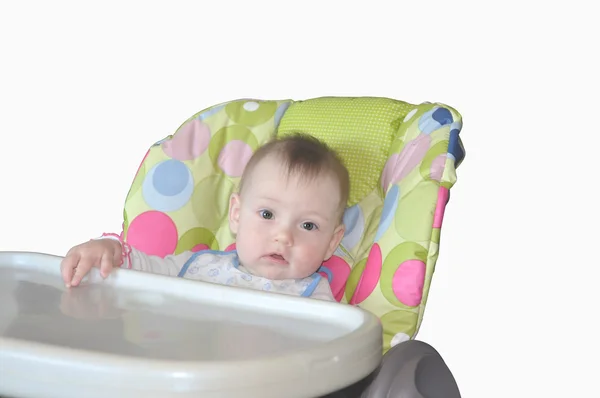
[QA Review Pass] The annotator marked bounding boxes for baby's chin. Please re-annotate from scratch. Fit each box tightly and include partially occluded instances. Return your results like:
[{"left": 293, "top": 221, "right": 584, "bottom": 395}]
[
  {"left": 246, "top": 264, "right": 314, "bottom": 280},
  {"left": 253, "top": 267, "right": 293, "bottom": 280}
]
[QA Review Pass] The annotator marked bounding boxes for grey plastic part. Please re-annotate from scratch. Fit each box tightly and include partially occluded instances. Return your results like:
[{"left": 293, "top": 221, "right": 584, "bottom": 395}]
[
  {"left": 364, "top": 340, "right": 460, "bottom": 398},
  {"left": 321, "top": 340, "right": 460, "bottom": 398}
]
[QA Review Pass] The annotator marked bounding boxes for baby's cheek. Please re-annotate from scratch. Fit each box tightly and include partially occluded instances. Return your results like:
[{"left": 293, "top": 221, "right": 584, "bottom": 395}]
[
  {"left": 235, "top": 239, "right": 256, "bottom": 264},
  {"left": 298, "top": 248, "right": 323, "bottom": 270},
  {"left": 240, "top": 233, "right": 257, "bottom": 250}
]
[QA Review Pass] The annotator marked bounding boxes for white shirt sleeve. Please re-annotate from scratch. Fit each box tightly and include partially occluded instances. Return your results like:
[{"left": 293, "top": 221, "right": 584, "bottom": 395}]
[
  {"left": 309, "top": 277, "right": 336, "bottom": 302},
  {"left": 126, "top": 246, "right": 194, "bottom": 276},
  {"left": 96, "top": 235, "right": 192, "bottom": 277}
]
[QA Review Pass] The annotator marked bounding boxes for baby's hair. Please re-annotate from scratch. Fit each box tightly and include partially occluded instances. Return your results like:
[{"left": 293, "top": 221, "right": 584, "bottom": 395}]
[{"left": 238, "top": 132, "right": 350, "bottom": 220}]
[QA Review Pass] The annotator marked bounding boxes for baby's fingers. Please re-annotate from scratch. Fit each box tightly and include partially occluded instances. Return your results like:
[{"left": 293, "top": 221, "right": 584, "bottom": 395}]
[
  {"left": 69, "top": 258, "right": 94, "bottom": 287},
  {"left": 99, "top": 253, "right": 115, "bottom": 278},
  {"left": 60, "top": 253, "right": 80, "bottom": 287}
]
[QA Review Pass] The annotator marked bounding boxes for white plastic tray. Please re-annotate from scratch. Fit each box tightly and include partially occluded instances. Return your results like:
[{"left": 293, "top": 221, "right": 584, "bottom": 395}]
[{"left": 0, "top": 251, "right": 382, "bottom": 398}]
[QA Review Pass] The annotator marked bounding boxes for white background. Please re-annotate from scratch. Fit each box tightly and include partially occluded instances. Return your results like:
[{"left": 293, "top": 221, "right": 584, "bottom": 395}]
[{"left": 1, "top": 0, "right": 598, "bottom": 396}]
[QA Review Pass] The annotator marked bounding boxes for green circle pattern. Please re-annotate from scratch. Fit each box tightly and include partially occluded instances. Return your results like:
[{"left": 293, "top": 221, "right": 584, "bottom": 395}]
[
  {"left": 380, "top": 310, "right": 418, "bottom": 351},
  {"left": 175, "top": 227, "right": 219, "bottom": 255},
  {"left": 440, "top": 181, "right": 453, "bottom": 189},
  {"left": 191, "top": 174, "right": 235, "bottom": 231},
  {"left": 123, "top": 210, "right": 129, "bottom": 240},
  {"left": 394, "top": 181, "right": 439, "bottom": 241},
  {"left": 431, "top": 228, "right": 441, "bottom": 244},
  {"left": 345, "top": 257, "right": 367, "bottom": 301},
  {"left": 225, "top": 100, "right": 278, "bottom": 126},
  {"left": 419, "top": 140, "right": 449, "bottom": 181}
]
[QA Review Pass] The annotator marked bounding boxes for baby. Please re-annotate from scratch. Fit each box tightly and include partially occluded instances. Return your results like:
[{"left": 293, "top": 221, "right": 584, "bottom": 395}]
[{"left": 60, "top": 133, "right": 350, "bottom": 301}]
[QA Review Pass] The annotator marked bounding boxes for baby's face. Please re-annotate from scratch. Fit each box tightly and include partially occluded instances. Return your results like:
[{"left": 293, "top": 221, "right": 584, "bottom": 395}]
[{"left": 228, "top": 155, "right": 345, "bottom": 280}]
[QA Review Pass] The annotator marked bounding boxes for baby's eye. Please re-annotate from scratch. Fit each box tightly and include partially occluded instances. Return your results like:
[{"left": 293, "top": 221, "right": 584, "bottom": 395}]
[
  {"left": 302, "top": 222, "right": 317, "bottom": 231},
  {"left": 259, "top": 210, "right": 273, "bottom": 220}
]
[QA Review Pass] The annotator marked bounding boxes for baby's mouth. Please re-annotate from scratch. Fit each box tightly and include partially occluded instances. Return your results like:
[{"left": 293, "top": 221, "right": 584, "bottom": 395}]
[{"left": 266, "top": 253, "right": 288, "bottom": 264}]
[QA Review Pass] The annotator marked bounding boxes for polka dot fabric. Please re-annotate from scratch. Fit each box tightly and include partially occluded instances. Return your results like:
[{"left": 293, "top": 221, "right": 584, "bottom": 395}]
[
  {"left": 122, "top": 99, "right": 293, "bottom": 257},
  {"left": 120, "top": 97, "right": 465, "bottom": 355},
  {"left": 278, "top": 97, "right": 414, "bottom": 206}
]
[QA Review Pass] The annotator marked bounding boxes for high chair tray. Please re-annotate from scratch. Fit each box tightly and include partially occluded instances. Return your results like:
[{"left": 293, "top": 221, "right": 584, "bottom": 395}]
[{"left": 0, "top": 251, "right": 382, "bottom": 398}]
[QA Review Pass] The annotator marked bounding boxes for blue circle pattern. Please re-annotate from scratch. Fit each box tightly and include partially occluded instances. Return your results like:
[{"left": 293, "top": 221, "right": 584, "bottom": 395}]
[
  {"left": 153, "top": 136, "right": 171, "bottom": 146},
  {"left": 341, "top": 205, "right": 364, "bottom": 251},
  {"left": 447, "top": 120, "right": 464, "bottom": 167},
  {"left": 418, "top": 107, "right": 454, "bottom": 134},
  {"left": 154, "top": 160, "right": 189, "bottom": 196},
  {"left": 198, "top": 104, "right": 226, "bottom": 121},
  {"left": 274, "top": 102, "right": 291, "bottom": 128},
  {"left": 374, "top": 184, "right": 400, "bottom": 242},
  {"left": 343, "top": 205, "right": 361, "bottom": 235},
  {"left": 142, "top": 159, "right": 194, "bottom": 212}
]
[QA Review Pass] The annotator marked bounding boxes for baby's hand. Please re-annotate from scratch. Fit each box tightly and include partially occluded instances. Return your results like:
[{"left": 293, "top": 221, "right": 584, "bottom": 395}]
[{"left": 60, "top": 239, "right": 123, "bottom": 287}]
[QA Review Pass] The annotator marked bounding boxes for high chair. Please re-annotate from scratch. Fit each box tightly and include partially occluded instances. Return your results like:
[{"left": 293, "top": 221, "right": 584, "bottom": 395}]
[{"left": 121, "top": 96, "right": 465, "bottom": 397}]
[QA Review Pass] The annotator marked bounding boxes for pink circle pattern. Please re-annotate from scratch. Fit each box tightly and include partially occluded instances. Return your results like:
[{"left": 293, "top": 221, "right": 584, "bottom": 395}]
[
  {"left": 350, "top": 243, "right": 382, "bottom": 304},
  {"left": 381, "top": 134, "right": 431, "bottom": 191},
  {"left": 433, "top": 187, "right": 449, "bottom": 228},
  {"left": 392, "top": 259, "right": 426, "bottom": 306},
  {"left": 430, "top": 154, "right": 447, "bottom": 182},
  {"left": 162, "top": 119, "right": 211, "bottom": 161},
  {"left": 127, "top": 211, "right": 178, "bottom": 257},
  {"left": 191, "top": 244, "right": 210, "bottom": 252},
  {"left": 218, "top": 140, "right": 254, "bottom": 177},
  {"left": 319, "top": 255, "right": 351, "bottom": 302}
]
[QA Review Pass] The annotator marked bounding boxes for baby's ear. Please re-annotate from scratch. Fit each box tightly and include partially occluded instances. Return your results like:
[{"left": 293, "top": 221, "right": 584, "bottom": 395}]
[
  {"left": 228, "top": 193, "right": 241, "bottom": 234},
  {"left": 324, "top": 223, "right": 345, "bottom": 260}
]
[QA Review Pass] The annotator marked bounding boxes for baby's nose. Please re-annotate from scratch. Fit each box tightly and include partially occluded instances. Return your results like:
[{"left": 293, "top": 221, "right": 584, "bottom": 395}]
[{"left": 274, "top": 227, "right": 293, "bottom": 245}]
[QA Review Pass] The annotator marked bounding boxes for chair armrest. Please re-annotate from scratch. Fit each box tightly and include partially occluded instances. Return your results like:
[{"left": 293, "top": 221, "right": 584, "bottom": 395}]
[{"left": 361, "top": 340, "right": 461, "bottom": 398}]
